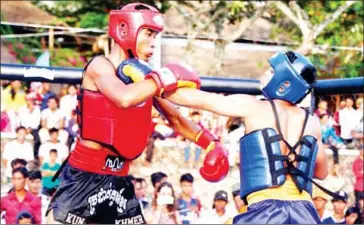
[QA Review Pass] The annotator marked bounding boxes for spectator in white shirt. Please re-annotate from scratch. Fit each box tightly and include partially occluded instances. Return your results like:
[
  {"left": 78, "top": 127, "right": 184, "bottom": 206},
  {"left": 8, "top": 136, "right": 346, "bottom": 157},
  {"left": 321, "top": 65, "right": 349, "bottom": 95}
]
[
  {"left": 38, "top": 128, "right": 69, "bottom": 165},
  {"left": 19, "top": 93, "right": 41, "bottom": 131},
  {"left": 39, "top": 96, "right": 65, "bottom": 143},
  {"left": 60, "top": 85, "right": 78, "bottom": 122},
  {"left": 339, "top": 97, "right": 358, "bottom": 144},
  {"left": 1, "top": 126, "right": 34, "bottom": 181}
]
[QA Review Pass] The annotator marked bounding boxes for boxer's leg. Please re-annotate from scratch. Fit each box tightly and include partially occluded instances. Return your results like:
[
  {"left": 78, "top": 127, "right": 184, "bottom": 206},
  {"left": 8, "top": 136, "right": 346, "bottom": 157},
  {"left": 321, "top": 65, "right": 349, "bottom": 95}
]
[{"left": 46, "top": 210, "right": 62, "bottom": 224}]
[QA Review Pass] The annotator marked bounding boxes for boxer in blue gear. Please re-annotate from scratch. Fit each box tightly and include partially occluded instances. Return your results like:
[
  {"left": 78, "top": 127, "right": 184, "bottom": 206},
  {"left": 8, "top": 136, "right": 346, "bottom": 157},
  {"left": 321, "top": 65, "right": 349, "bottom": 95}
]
[{"left": 162, "top": 51, "right": 330, "bottom": 224}]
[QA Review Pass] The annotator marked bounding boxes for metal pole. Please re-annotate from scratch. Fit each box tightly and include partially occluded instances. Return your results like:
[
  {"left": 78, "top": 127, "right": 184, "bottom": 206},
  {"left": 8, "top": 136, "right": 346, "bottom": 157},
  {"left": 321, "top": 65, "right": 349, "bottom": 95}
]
[{"left": 1, "top": 63, "right": 363, "bottom": 95}]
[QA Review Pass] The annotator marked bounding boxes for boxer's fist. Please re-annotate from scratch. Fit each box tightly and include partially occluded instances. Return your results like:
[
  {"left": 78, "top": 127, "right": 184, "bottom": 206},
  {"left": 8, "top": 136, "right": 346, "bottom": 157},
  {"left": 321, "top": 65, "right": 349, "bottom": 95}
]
[
  {"left": 116, "top": 58, "right": 152, "bottom": 84},
  {"left": 146, "top": 63, "right": 201, "bottom": 97},
  {"left": 199, "top": 142, "right": 229, "bottom": 182}
]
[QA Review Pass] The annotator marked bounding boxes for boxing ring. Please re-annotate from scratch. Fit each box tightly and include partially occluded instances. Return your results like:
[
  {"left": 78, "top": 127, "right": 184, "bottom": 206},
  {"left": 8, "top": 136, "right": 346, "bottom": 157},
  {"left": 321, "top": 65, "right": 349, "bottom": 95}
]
[{"left": 0, "top": 63, "right": 363, "bottom": 95}]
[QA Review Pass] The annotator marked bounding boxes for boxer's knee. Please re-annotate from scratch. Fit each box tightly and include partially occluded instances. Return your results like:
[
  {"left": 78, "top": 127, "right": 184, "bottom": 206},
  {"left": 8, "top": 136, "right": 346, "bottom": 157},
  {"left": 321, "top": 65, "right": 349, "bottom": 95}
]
[{"left": 46, "top": 210, "right": 63, "bottom": 224}]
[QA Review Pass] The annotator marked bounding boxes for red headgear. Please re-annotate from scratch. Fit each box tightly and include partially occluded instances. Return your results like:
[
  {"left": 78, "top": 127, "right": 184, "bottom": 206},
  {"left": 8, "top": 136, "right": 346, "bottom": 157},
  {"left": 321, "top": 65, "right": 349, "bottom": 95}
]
[{"left": 108, "top": 3, "right": 163, "bottom": 58}]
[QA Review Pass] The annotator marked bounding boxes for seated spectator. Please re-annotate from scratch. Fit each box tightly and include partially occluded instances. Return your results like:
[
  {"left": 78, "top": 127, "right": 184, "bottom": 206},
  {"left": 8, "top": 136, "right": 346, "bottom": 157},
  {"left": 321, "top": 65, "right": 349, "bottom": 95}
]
[
  {"left": 64, "top": 109, "right": 79, "bottom": 148},
  {"left": 16, "top": 211, "right": 34, "bottom": 224},
  {"left": 134, "top": 178, "right": 150, "bottom": 212},
  {"left": 39, "top": 96, "right": 64, "bottom": 132},
  {"left": 11, "top": 158, "right": 27, "bottom": 170},
  {"left": 194, "top": 190, "right": 234, "bottom": 224},
  {"left": 345, "top": 207, "right": 362, "bottom": 224},
  {"left": 1, "top": 102, "right": 11, "bottom": 132},
  {"left": 1, "top": 80, "right": 26, "bottom": 113},
  {"left": 177, "top": 173, "right": 201, "bottom": 224},
  {"left": 144, "top": 182, "right": 180, "bottom": 224},
  {"left": 38, "top": 128, "right": 69, "bottom": 165},
  {"left": 19, "top": 92, "right": 41, "bottom": 135},
  {"left": 26, "top": 160, "right": 40, "bottom": 172},
  {"left": 323, "top": 164, "right": 346, "bottom": 193},
  {"left": 0, "top": 167, "right": 41, "bottom": 224},
  {"left": 320, "top": 113, "right": 345, "bottom": 148},
  {"left": 151, "top": 172, "right": 168, "bottom": 191},
  {"left": 353, "top": 148, "right": 363, "bottom": 207},
  {"left": 2, "top": 126, "right": 34, "bottom": 182},
  {"left": 312, "top": 186, "right": 331, "bottom": 222},
  {"left": 40, "top": 149, "right": 61, "bottom": 197},
  {"left": 322, "top": 191, "right": 348, "bottom": 224},
  {"left": 39, "top": 83, "right": 56, "bottom": 111},
  {"left": 28, "top": 170, "right": 49, "bottom": 224}
]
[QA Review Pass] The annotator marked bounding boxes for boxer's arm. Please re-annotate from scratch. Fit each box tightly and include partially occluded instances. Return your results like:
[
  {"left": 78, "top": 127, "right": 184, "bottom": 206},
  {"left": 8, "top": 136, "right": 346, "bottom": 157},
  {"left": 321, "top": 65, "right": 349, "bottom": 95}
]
[
  {"left": 312, "top": 117, "right": 328, "bottom": 180},
  {"left": 165, "top": 88, "right": 262, "bottom": 118},
  {"left": 88, "top": 57, "right": 158, "bottom": 108},
  {"left": 153, "top": 97, "right": 200, "bottom": 141}
]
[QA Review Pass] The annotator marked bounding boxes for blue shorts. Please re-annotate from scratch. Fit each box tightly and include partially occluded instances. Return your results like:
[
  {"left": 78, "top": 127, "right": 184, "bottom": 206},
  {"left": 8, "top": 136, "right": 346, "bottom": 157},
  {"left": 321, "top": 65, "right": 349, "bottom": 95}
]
[{"left": 233, "top": 199, "right": 321, "bottom": 224}]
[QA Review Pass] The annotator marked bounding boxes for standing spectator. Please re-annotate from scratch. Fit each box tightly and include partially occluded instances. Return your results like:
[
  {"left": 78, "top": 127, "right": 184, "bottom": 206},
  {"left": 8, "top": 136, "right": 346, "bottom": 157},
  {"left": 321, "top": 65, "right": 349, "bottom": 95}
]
[
  {"left": 28, "top": 170, "right": 49, "bottom": 224},
  {"left": 38, "top": 128, "right": 69, "bottom": 165},
  {"left": 333, "top": 100, "right": 346, "bottom": 136},
  {"left": 40, "top": 149, "right": 61, "bottom": 197},
  {"left": 144, "top": 182, "right": 180, "bottom": 224},
  {"left": 2, "top": 126, "right": 34, "bottom": 182},
  {"left": 312, "top": 187, "right": 331, "bottom": 222},
  {"left": 322, "top": 191, "right": 348, "bottom": 224},
  {"left": 345, "top": 207, "right": 362, "bottom": 225},
  {"left": 60, "top": 84, "right": 78, "bottom": 122},
  {"left": 39, "top": 83, "right": 56, "bottom": 111},
  {"left": 0, "top": 167, "right": 41, "bottom": 224},
  {"left": 223, "top": 117, "right": 245, "bottom": 168},
  {"left": 339, "top": 97, "right": 358, "bottom": 145},
  {"left": 16, "top": 211, "right": 34, "bottom": 224},
  {"left": 177, "top": 173, "right": 201, "bottom": 224},
  {"left": 195, "top": 190, "right": 233, "bottom": 224},
  {"left": 183, "top": 111, "right": 204, "bottom": 168},
  {"left": 353, "top": 148, "right": 364, "bottom": 207},
  {"left": 19, "top": 93, "right": 41, "bottom": 156},
  {"left": 352, "top": 99, "right": 363, "bottom": 149},
  {"left": 151, "top": 172, "right": 168, "bottom": 191},
  {"left": 315, "top": 100, "right": 331, "bottom": 117}
]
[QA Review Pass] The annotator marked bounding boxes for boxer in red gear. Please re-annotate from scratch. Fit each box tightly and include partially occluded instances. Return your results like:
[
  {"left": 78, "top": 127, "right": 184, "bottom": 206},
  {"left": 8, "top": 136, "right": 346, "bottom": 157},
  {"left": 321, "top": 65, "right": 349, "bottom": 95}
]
[{"left": 46, "top": 3, "right": 228, "bottom": 224}]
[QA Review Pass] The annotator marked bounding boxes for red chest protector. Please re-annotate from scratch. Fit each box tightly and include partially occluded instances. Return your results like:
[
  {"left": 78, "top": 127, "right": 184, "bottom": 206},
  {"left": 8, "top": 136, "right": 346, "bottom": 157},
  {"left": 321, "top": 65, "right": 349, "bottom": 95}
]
[{"left": 77, "top": 89, "right": 153, "bottom": 159}]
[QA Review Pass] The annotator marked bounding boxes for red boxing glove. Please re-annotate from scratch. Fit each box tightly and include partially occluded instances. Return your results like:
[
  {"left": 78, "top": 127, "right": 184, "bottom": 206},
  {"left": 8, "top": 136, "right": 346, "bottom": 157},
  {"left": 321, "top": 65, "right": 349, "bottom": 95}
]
[
  {"left": 195, "top": 129, "right": 229, "bottom": 182},
  {"left": 146, "top": 63, "right": 201, "bottom": 97}
]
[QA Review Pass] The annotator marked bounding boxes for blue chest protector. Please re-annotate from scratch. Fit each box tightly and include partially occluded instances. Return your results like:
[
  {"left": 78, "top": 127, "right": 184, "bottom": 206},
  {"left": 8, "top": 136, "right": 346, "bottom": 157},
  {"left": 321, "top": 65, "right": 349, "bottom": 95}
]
[{"left": 239, "top": 100, "right": 318, "bottom": 201}]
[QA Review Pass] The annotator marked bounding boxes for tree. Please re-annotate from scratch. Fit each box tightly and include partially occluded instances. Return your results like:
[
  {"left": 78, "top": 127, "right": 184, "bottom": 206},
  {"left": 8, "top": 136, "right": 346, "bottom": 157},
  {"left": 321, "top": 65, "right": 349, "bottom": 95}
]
[
  {"left": 270, "top": 1, "right": 362, "bottom": 78},
  {"left": 34, "top": 0, "right": 170, "bottom": 28},
  {"left": 170, "top": 1, "right": 269, "bottom": 75}
]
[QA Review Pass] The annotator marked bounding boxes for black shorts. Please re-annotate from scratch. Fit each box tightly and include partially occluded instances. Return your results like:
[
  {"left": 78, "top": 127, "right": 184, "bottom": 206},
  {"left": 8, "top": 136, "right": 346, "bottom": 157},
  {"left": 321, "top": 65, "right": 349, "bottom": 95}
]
[{"left": 47, "top": 164, "right": 145, "bottom": 224}]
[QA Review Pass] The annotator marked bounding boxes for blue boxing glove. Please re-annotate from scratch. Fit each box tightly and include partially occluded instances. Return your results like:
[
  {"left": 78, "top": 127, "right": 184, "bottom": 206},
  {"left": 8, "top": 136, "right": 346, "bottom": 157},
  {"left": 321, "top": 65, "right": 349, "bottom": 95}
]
[{"left": 116, "top": 58, "right": 152, "bottom": 84}]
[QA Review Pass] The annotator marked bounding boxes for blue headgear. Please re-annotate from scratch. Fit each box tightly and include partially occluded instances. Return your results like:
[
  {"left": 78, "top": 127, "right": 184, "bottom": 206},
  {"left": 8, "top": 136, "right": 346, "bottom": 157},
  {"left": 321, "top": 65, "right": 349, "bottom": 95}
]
[{"left": 262, "top": 51, "right": 316, "bottom": 104}]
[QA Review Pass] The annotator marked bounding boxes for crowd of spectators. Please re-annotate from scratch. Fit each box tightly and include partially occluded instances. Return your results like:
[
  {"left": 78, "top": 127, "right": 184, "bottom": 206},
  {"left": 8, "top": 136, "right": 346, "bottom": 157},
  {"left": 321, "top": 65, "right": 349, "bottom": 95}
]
[{"left": 1, "top": 80, "right": 363, "bottom": 224}]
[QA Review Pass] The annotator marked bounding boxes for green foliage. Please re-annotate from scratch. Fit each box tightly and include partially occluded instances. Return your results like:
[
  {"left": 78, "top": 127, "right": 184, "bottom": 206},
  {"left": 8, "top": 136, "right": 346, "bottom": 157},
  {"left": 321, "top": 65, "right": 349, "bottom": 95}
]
[
  {"left": 50, "top": 48, "right": 86, "bottom": 68},
  {"left": 269, "top": 1, "right": 363, "bottom": 78},
  {"left": 33, "top": 0, "right": 171, "bottom": 28},
  {"left": 79, "top": 12, "right": 108, "bottom": 29}
]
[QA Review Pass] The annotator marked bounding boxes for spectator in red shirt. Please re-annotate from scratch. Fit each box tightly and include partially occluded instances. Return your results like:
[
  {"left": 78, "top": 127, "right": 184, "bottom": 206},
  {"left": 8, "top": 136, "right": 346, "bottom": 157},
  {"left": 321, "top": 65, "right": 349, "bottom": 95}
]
[
  {"left": 1, "top": 167, "right": 41, "bottom": 224},
  {"left": 353, "top": 148, "right": 364, "bottom": 207}
]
